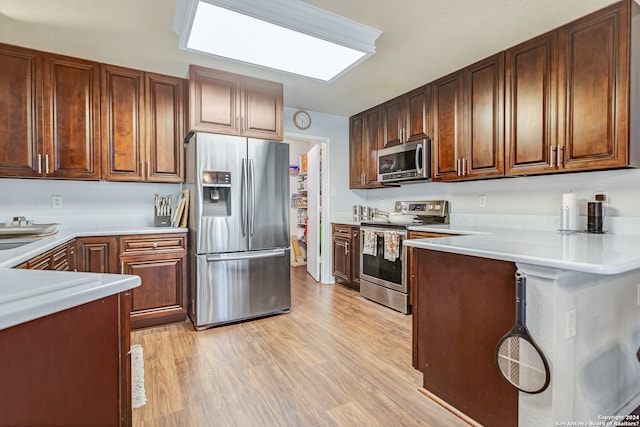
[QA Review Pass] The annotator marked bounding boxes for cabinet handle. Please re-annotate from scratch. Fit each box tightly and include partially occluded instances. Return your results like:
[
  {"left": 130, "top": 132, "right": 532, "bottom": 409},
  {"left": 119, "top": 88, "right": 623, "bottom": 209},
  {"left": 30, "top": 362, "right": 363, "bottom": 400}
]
[
  {"left": 141, "top": 161, "right": 145, "bottom": 179},
  {"left": 462, "top": 158, "right": 467, "bottom": 176},
  {"left": 45, "top": 154, "right": 49, "bottom": 175},
  {"left": 456, "top": 158, "right": 461, "bottom": 176},
  {"left": 37, "top": 154, "right": 42, "bottom": 174},
  {"left": 152, "top": 242, "right": 158, "bottom": 249},
  {"left": 549, "top": 145, "right": 555, "bottom": 167},
  {"left": 557, "top": 145, "right": 564, "bottom": 167}
]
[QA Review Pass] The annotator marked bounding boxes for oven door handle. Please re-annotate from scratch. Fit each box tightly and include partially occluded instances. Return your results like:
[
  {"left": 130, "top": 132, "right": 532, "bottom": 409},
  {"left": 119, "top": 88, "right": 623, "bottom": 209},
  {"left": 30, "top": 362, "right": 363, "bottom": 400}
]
[{"left": 360, "top": 227, "right": 407, "bottom": 237}]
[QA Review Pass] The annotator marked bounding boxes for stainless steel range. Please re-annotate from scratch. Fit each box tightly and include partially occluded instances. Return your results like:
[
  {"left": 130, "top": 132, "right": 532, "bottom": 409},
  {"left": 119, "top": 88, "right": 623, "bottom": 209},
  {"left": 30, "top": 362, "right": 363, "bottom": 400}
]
[{"left": 359, "top": 200, "right": 449, "bottom": 314}]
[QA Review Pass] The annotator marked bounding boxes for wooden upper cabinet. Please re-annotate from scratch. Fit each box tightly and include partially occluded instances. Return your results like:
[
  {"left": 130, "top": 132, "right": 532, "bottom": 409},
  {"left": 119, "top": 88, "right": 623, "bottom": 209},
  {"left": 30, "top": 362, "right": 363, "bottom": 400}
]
[
  {"left": 505, "top": 32, "right": 558, "bottom": 175},
  {"left": 188, "top": 65, "right": 283, "bottom": 141},
  {"left": 102, "top": 65, "right": 184, "bottom": 182},
  {"left": 145, "top": 73, "right": 184, "bottom": 182},
  {"left": 0, "top": 43, "right": 42, "bottom": 178},
  {"left": 189, "top": 66, "right": 239, "bottom": 134},
  {"left": 101, "top": 64, "right": 145, "bottom": 181},
  {"left": 463, "top": 53, "right": 504, "bottom": 179},
  {"left": 349, "top": 113, "right": 366, "bottom": 189},
  {"left": 558, "top": 0, "right": 630, "bottom": 171},
  {"left": 349, "top": 107, "right": 383, "bottom": 189},
  {"left": 432, "top": 53, "right": 504, "bottom": 181},
  {"left": 241, "top": 77, "right": 283, "bottom": 140},
  {"left": 404, "top": 85, "right": 431, "bottom": 143},
  {"left": 382, "top": 96, "right": 403, "bottom": 148},
  {"left": 363, "top": 106, "right": 383, "bottom": 187},
  {"left": 43, "top": 53, "right": 101, "bottom": 179},
  {"left": 381, "top": 85, "right": 430, "bottom": 148},
  {"left": 431, "top": 72, "right": 464, "bottom": 181}
]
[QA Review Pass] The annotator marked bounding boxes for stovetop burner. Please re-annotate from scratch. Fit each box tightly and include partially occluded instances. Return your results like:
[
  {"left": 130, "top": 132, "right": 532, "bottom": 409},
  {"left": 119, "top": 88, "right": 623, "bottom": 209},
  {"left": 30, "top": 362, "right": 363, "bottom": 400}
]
[{"left": 360, "top": 200, "right": 449, "bottom": 229}]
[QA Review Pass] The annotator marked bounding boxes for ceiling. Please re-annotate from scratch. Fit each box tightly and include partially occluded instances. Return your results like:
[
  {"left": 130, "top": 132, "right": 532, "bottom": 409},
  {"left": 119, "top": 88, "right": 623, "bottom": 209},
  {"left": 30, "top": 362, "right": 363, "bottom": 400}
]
[{"left": 0, "top": 0, "right": 620, "bottom": 117}]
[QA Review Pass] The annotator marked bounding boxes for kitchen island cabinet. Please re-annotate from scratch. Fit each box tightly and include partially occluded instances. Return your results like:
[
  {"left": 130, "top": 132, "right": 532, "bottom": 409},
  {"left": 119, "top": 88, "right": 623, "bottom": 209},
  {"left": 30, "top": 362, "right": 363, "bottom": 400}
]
[
  {"left": 406, "top": 227, "right": 640, "bottom": 426},
  {"left": 0, "top": 268, "right": 138, "bottom": 427}
]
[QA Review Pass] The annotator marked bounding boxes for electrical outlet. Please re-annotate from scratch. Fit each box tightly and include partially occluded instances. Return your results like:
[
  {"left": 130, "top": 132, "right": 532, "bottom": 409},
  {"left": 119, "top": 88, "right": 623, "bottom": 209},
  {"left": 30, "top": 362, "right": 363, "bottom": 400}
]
[
  {"left": 478, "top": 195, "right": 487, "bottom": 208},
  {"left": 51, "top": 195, "right": 63, "bottom": 209},
  {"left": 566, "top": 309, "right": 576, "bottom": 338}
]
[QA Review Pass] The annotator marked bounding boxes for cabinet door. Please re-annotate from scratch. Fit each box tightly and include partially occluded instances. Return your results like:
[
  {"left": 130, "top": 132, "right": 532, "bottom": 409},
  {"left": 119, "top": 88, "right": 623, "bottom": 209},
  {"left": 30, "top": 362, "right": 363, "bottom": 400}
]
[
  {"left": 558, "top": 1, "right": 629, "bottom": 170},
  {"left": 382, "top": 96, "right": 404, "bottom": 147},
  {"left": 431, "top": 72, "right": 463, "bottom": 181},
  {"left": 43, "top": 53, "right": 100, "bottom": 179},
  {"left": 505, "top": 32, "right": 558, "bottom": 175},
  {"left": 122, "top": 254, "right": 187, "bottom": 329},
  {"left": 241, "top": 77, "right": 283, "bottom": 141},
  {"left": 332, "top": 238, "right": 351, "bottom": 282},
  {"left": 463, "top": 53, "right": 504, "bottom": 179},
  {"left": 101, "top": 64, "right": 145, "bottom": 181},
  {"left": 0, "top": 43, "right": 42, "bottom": 178},
  {"left": 75, "top": 236, "right": 119, "bottom": 274},
  {"left": 349, "top": 113, "right": 366, "bottom": 189},
  {"left": 363, "top": 106, "right": 383, "bottom": 187},
  {"left": 351, "top": 227, "right": 360, "bottom": 285},
  {"left": 145, "top": 72, "right": 185, "bottom": 182},
  {"left": 404, "top": 84, "right": 431, "bottom": 143},
  {"left": 188, "top": 65, "right": 240, "bottom": 135}
]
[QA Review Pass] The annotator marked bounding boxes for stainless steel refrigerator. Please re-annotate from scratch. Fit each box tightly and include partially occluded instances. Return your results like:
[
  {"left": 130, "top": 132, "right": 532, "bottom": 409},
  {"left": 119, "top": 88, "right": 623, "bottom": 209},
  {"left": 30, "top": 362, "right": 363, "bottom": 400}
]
[{"left": 184, "top": 132, "right": 291, "bottom": 330}]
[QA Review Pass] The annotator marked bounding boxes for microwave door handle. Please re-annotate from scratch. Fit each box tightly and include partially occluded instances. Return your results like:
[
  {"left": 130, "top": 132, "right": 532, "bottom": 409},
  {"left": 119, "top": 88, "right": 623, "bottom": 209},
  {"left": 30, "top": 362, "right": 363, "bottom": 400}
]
[{"left": 415, "top": 143, "right": 423, "bottom": 174}]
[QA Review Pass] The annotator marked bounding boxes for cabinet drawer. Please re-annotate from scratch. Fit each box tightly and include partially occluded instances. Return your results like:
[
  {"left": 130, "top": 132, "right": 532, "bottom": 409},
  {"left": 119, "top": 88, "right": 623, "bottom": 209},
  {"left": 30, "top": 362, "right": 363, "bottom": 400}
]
[
  {"left": 119, "top": 233, "right": 186, "bottom": 256},
  {"left": 332, "top": 224, "right": 352, "bottom": 238}
]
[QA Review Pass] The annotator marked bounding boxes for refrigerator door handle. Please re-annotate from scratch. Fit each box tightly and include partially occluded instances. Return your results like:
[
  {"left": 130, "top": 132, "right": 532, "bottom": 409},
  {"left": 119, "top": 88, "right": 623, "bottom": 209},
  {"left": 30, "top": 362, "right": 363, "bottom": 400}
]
[
  {"left": 206, "top": 249, "right": 286, "bottom": 262},
  {"left": 241, "top": 158, "right": 248, "bottom": 236},
  {"left": 249, "top": 157, "right": 255, "bottom": 236}
]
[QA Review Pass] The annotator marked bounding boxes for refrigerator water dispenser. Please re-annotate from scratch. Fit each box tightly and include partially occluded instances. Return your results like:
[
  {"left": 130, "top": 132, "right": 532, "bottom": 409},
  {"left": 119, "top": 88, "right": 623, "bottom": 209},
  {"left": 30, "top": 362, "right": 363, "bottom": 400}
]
[{"left": 202, "top": 171, "right": 231, "bottom": 217}]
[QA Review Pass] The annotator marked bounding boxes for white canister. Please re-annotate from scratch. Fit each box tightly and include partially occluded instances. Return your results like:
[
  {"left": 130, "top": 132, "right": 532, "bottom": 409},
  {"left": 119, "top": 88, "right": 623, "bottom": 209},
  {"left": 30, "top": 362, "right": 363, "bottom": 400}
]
[{"left": 560, "top": 193, "right": 579, "bottom": 231}]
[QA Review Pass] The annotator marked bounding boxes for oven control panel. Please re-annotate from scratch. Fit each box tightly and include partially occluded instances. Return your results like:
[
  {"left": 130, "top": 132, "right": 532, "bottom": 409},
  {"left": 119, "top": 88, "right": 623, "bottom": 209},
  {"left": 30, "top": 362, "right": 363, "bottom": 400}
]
[{"left": 394, "top": 200, "right": 449, "bottom": 217}]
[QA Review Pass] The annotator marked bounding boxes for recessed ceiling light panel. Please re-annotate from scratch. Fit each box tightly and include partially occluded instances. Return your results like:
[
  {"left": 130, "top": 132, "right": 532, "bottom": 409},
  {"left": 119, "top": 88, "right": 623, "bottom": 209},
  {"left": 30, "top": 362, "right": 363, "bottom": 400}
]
[{"left": 173, "top": 0, "right": 382, "bottom": 82}]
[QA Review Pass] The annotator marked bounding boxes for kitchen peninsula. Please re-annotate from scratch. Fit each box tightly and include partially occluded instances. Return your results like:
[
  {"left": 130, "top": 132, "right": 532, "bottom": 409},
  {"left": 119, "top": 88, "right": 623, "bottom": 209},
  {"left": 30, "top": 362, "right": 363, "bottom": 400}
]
[
  {"left": 0, "top": 224, "right": 186, "bottom": 426},
  {"left": 405, "top": 226, "right": 640, "bottom": 426}
]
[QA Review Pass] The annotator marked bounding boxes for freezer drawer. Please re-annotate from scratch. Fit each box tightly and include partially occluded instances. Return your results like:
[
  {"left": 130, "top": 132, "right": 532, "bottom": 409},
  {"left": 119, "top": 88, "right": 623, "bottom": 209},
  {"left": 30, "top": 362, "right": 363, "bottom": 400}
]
[{"left": 192, "top": 249, "right": 291, "bottom": 329}]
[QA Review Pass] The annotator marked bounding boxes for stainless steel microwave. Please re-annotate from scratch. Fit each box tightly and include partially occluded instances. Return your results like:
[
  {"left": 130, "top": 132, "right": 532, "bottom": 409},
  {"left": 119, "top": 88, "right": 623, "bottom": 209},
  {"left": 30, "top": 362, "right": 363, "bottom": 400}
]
[{"left": 377, "top": 139, "right": 430, "bottom": 183}]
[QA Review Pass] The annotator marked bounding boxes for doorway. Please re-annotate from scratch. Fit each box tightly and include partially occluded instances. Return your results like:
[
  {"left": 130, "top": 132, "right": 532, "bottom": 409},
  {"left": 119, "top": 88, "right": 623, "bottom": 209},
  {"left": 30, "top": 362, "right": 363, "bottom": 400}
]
[{"left": 286, "top": 134, "right": 328, "bottom": 283}]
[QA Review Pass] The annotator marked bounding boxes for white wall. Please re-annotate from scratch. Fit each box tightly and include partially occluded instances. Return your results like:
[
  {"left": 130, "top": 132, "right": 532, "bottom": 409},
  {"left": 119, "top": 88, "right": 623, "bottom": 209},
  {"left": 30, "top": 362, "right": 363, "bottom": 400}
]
[{"left": 0, "top": 179, "right": 181, "bottom": 227}]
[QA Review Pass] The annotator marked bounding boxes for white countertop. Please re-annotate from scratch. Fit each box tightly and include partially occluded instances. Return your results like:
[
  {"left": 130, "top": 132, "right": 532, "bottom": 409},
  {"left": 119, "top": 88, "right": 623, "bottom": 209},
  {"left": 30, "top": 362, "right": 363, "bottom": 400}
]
[
  {"left": 404, "top": 224, "right": 640, "bottom": 275},
  {"left": 0, "top": 224, "right": 187, "bottom": 268},
  {"left": 0, "top": 269, "right": 140, "bottom": 330},
  {"left": 0, "top": 224, "right": 186, "bottom": 329}
]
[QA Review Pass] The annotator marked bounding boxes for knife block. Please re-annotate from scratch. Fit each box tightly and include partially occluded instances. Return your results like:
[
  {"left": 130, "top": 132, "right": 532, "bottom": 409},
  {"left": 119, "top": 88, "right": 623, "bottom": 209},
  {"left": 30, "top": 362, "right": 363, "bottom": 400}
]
[{"left": 154, "top": 215, "right": 171, "bottom": 227}]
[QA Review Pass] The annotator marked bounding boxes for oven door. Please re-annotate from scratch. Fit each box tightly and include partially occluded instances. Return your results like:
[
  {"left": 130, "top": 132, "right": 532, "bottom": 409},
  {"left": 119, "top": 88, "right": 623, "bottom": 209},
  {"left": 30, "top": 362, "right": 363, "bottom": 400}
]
[{"left": 360, "top": 227, "right": 407, "bottom": 293}]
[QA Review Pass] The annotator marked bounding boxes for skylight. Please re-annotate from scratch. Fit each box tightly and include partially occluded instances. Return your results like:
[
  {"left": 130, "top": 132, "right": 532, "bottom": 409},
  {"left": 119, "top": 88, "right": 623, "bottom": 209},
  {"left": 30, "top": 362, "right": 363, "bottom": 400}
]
[{"left": 173, "top": 0, "right": 382, "bottom": 82}]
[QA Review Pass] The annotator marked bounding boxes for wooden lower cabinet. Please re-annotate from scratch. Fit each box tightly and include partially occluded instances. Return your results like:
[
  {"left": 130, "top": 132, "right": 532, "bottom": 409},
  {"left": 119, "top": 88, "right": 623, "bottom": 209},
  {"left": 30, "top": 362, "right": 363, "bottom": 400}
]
[
  {"left": 119, "top": 233, "right": 187, "bottom": 329},
  {"left": 20, "top": 233, "right": 187, "bottom": 329},
  {"left": 0, "top": 291, "right": 132, "bottom": 427},
  {"left": 15, "top": 240, "right": 75, "bottom": 271},
  {"left": 412, "top": 248, "right": 517, "bottom": 427},
  {"left": 76, "top": 236, "right": 120, "bottom": 273},
  {"left": 332, "top": 224, "right": 360, "bottom": 290}
]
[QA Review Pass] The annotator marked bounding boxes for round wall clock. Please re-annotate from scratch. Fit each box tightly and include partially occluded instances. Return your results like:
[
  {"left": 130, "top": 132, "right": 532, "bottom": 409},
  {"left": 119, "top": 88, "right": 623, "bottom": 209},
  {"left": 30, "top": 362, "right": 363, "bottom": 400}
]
[{"left": 293, "top": 110, "right": 311, "bottom": 130}]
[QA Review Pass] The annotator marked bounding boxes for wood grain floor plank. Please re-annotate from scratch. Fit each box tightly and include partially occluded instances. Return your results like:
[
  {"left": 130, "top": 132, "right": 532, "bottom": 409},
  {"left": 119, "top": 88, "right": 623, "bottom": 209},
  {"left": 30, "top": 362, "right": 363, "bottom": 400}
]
[{"left": 132, "top": 267, "right": 467, "bottom": 426}]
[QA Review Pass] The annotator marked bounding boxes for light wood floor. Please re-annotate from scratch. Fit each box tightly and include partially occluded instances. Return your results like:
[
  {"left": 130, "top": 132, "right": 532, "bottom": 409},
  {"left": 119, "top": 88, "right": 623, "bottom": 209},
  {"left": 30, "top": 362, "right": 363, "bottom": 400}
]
[{"left": 131, "top": 267, "right": 467, "bottom": 427}]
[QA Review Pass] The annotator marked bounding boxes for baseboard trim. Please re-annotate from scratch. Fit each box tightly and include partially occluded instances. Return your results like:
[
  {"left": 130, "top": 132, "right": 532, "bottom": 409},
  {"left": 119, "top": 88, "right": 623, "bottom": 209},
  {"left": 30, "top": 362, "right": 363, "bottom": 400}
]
[{"left": 418, "top": 387, "right": 484, "bottom": 427}]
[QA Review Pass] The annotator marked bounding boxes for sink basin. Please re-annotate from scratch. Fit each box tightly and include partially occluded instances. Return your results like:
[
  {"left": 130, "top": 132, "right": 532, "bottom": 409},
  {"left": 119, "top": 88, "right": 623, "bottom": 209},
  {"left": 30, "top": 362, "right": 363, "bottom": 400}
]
[{"left": 0, "top": 237, "right": 40, "bottom": 250}]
